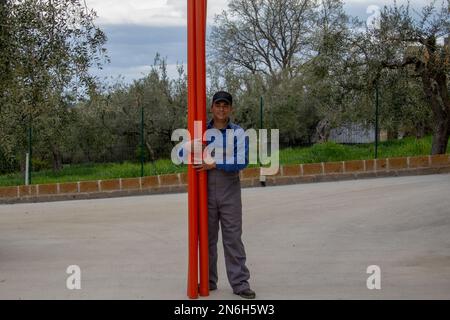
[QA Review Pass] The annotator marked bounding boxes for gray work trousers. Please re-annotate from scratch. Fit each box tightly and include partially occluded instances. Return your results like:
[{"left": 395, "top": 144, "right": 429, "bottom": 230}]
[{"left": 208, "top": 168, "right": 250, "bottom": 294}]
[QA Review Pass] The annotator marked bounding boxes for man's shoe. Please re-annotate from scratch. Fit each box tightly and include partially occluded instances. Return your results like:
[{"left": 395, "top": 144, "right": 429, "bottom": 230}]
[{"left": 235, "top": 288, "right": 256, "bottom": 299}]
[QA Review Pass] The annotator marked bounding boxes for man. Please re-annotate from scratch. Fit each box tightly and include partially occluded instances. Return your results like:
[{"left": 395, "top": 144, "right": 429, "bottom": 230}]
[{"left": 182, "top": 91, "right": 255, "bottom": 299}]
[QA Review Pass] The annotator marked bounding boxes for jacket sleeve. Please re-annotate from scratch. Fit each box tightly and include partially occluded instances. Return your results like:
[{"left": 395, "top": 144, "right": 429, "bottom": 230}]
[{"left": 216, "top": 133, "right": 249, "bottom": 172}]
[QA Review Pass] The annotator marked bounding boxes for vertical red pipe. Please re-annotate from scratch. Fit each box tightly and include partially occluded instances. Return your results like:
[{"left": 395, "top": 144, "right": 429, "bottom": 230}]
[
  {"left": 187, "top": 0, "right": 199, "bottom": 300},
  {"left": 196, "top": 0, "right": 209, "bottom": 297}
]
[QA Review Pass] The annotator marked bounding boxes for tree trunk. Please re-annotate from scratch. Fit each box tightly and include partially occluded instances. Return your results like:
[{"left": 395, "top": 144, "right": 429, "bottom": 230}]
[
  {"left": 387, "top": 128, "right": 398, "bottom": 140},
  {"left": 315, "top": 118, "right": 331, "bottom": 143},
  {"left": 415, "top": 121, "right": 426, "bottom": 139},
  {"left": 422, "top": 70, "right": 449, "bottom": 155},
  {"left": 145, "top": 141, "right": 156, "bottom": 162},
  {"left": 431, "top": 118, "right": 449, "bottom": 154},
  {"left": 52, "top": 146, "right": 63, "bottom": 171}
]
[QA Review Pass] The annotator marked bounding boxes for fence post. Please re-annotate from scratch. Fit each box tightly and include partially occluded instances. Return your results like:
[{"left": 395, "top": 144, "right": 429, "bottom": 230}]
[
  {"left": 260, "top": 96, "right": 264, "bottom": 132},
  {"left": 25, "top": 153, "right": 29, "bottom": 186},
  {"left": 28, "top": 113, "right": 32, "bottom": 185},
  {"left": 140, "top": 104, "right": 145, "bottom": 177},
  {"left": 375, "top": 81, "right": 379, "bottom": 159},
  {"left": 260, "top": 96, "right": 266, "bottom": 187}
]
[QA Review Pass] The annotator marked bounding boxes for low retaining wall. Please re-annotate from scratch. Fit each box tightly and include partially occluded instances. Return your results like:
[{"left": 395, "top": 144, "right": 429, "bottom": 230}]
[{"left": 1, "top": 154, "right": 449, "bottom": 204}]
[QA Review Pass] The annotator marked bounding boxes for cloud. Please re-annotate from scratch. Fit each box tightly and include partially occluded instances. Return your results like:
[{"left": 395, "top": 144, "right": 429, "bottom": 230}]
[
  {"left": 86, "top": 0, "right": 229, "bottom": 26},
  {"left": 87, "top": 0, "right": 432, "bottom": 83},
  {"left": 101, "top": 25, "right": 187, "bottom": 66},
  {"left": 85, "top": 0, "right": 182, "bottom": 26},
  {"left": 95, "top": 63, "right": 186, "bottom": 84},
  {"left": 344, "top": 0, "right": 431, "bottom": 18},
  {"left": 91, "top": 25, "right": 187, "bottom": 83},
  {"left": 343, "top": 0, "right": 437, "bottom": 30},
  {"left": 86, "top": 0, "right": 430, "bottom": 27},
  {"left": 345, "top": 0, "right": 427, "bottom": 4}
]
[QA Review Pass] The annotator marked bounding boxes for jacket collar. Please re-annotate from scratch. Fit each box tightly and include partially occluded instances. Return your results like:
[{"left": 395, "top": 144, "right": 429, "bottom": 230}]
[{"left": 207, "top": 118, "right": 234, "bottom": 130}]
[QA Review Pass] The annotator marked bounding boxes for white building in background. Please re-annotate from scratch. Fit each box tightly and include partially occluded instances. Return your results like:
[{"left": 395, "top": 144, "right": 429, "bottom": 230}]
[{"left": 329, "top": 123, "right": 387, "bottom": 144}]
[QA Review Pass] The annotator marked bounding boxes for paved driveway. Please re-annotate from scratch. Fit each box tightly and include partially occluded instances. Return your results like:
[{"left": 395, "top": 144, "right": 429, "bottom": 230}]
[{"left": 0, "top": 174, "right": 449, "bottom": 299}]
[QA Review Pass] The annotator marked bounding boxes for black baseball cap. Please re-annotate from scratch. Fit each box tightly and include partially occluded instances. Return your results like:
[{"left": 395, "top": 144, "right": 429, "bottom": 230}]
[{"left": 212, "top": 91, "right": 233, "bottom": 105}]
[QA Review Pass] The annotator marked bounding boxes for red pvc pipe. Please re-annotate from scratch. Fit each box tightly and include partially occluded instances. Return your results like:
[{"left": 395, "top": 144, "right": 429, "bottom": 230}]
[
  {"left": 187, "top": 0, "right": 199, "bottom": 300},
  {"left": 196, "top": 0, "right": 209, "bottom": 297}
]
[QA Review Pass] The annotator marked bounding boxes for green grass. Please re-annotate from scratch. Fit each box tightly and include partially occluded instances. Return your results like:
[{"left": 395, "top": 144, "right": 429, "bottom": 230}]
[
  {"left": 279, "top": 135, "right": 445, "bottom": 165},
  {"left": 0, "top": 159, "right": 186, "bottom": 187},
  {"left": 0, "top": 135, "right": 448, "bottom": 187}
]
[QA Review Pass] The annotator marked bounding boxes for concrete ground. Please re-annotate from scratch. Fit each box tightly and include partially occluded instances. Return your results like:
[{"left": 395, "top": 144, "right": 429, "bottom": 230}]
[{"left": 0, "top": 173, "right": 449, "bottom": 300}]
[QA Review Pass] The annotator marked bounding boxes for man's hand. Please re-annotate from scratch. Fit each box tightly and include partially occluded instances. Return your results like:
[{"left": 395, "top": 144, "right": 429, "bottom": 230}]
[{"left": 193, "top": 161, "right": 216, "bottom": 172}]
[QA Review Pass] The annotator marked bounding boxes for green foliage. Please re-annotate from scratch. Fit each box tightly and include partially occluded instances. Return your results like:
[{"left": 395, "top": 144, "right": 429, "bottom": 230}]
[
  {"left": 349, "top": 0, "right": 450, "bottom": 153},
  {"left": 0, "top": 148, "right": 18, "bottom": 174},
  {"left": 1, "top": 0, "right": 449, "bottom": 181},
  {"left": 0, "top": 0, "right": 108, "bottom": 173},
  {"left": 71, "top": 55, "right": 187, "bottom": 165},
  {"left": 209, "top": 0, "right": 448, "bottom": 152},
  {"left": 31, "top": 158, "right": 52, "bottom": 171}
]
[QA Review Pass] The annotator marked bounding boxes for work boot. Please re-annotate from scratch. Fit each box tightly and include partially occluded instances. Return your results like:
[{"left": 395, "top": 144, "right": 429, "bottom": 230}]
[{"left": 235, "top": 288, "right": 256, "bottom": 299}]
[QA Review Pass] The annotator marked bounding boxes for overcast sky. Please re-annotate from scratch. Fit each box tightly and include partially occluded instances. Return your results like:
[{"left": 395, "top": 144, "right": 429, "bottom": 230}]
[{"left": 85, "top": 0, "right": 429, "bottom": 83}]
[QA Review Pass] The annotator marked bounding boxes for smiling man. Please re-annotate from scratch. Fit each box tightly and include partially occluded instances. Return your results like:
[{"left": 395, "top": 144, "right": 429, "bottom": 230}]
[{"left": 183, "top": 91, "right": 255, "bottom": 299}]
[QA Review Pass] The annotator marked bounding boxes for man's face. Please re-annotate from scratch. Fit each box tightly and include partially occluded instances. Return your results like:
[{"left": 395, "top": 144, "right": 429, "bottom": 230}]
[{"left": 211, "top": 100, "right": 232, "bottom": 122}]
